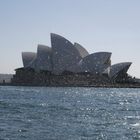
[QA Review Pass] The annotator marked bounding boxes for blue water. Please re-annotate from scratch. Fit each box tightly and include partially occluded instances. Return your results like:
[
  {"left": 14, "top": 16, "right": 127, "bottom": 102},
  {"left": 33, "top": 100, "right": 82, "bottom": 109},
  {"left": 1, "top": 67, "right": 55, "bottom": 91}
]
[{"left": 0, "top": 87, "right": 140, "bottom": 140}]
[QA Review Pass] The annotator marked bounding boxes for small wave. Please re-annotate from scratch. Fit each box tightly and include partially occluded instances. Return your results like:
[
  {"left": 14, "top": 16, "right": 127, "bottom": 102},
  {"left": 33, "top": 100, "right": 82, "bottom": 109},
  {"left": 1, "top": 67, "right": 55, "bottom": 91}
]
[
  {"left": 0, "top": 128, "right": 4, "bottom": 132},
  {"left": 0, "top": 86, "right": 40, "bottom": 93},
  {"left": 126, "top": 116, "right": 140, "bottom": 119},
  {"left": 131, "top": 123, "right": 140, "bottom": 127},
  {"left": 48, "top": 105, "right": 71, "bottom": 111},
  {"left": 0, "top": 100, "right": 11, "bottom": 108},
  {"left": 39, "top": 103, "right": 47, "bottom": 107},
  {"left": 14, "top": 88, "right": 40, "bottom": 93}
]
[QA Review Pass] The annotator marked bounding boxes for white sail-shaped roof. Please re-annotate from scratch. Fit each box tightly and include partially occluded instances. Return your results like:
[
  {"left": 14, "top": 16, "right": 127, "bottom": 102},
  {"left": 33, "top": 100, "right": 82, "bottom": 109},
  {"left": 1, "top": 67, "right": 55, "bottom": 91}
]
[
  {"left": 29, "top": 44, "right": 52, "bottom": 71},
  {"left": 79, "top": 52, "right": 112, "bottom": 74},
  {"left": 51, "top": 33, "right": 82, "bottom": 74},
  {"left": 22, "top": 52, "right": 36, "bottom": 67},
  {"left": 74, "top": 43, "right": 89, "bottom": 58},
  {"left": 109, "top": 62, "right": 132, "bottom": 78}
]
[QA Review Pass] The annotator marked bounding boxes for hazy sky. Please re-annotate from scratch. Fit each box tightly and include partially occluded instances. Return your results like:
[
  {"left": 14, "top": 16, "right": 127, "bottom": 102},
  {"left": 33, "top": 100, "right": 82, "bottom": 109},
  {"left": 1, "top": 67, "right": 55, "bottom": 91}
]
[{"left": 0, "top": 0, "right": 140, "bottom": 77}]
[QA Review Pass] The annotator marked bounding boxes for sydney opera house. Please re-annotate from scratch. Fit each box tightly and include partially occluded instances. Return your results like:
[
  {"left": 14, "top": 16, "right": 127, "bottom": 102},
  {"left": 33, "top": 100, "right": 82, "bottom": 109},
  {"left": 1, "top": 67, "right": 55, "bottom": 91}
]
[{"left": 12, "top": 33, "right": 139, "bottom": 87}]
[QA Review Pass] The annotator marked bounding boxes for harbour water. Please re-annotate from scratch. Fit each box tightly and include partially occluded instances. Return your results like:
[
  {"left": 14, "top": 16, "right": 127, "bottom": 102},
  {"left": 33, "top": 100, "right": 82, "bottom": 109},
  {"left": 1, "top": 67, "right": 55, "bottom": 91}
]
[{"left": 0, "top": 86, "right": 140, "bottom": 140}]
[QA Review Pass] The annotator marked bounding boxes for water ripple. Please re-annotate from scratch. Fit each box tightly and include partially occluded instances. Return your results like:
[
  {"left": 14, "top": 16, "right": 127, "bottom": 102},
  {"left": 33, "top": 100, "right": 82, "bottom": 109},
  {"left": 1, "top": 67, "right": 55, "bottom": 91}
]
[{"left": 0, "top": 87, "right": 140, "bottom": 139}]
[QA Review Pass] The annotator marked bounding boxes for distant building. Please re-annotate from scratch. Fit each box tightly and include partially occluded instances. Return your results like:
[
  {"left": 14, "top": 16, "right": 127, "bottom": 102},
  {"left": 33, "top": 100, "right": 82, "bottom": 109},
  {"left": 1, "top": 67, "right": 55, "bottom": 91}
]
[{"left": 0, "top": 74, "right": 13, "bottom": 83}]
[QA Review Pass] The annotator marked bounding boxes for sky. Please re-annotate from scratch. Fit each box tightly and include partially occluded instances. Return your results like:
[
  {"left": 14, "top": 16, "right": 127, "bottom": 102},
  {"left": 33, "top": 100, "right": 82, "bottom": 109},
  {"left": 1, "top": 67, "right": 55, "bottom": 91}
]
[{"left": 0, "top": 0, "right": 140, "bottom": 77}]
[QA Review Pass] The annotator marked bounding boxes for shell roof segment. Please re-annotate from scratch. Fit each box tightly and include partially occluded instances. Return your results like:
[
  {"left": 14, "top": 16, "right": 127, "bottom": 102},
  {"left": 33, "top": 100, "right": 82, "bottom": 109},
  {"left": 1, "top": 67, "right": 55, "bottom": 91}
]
[
  {"left": 22, "top": 52, "right": 36, "bottom": 67},
  {"left": 110, "top": 62, "right": 132, "bottom": 78},
  {"left": 51, "top": 33, "right": 82, "bottom": 74},
  {"left": 79, "top": 52, "right": 112, "bottom": 74},
  {"left": 74, "top": 42, "right": 89, "bottom": 58},
  {"left": 28, "top": 44, "right": 52, "bottom": 71}
]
